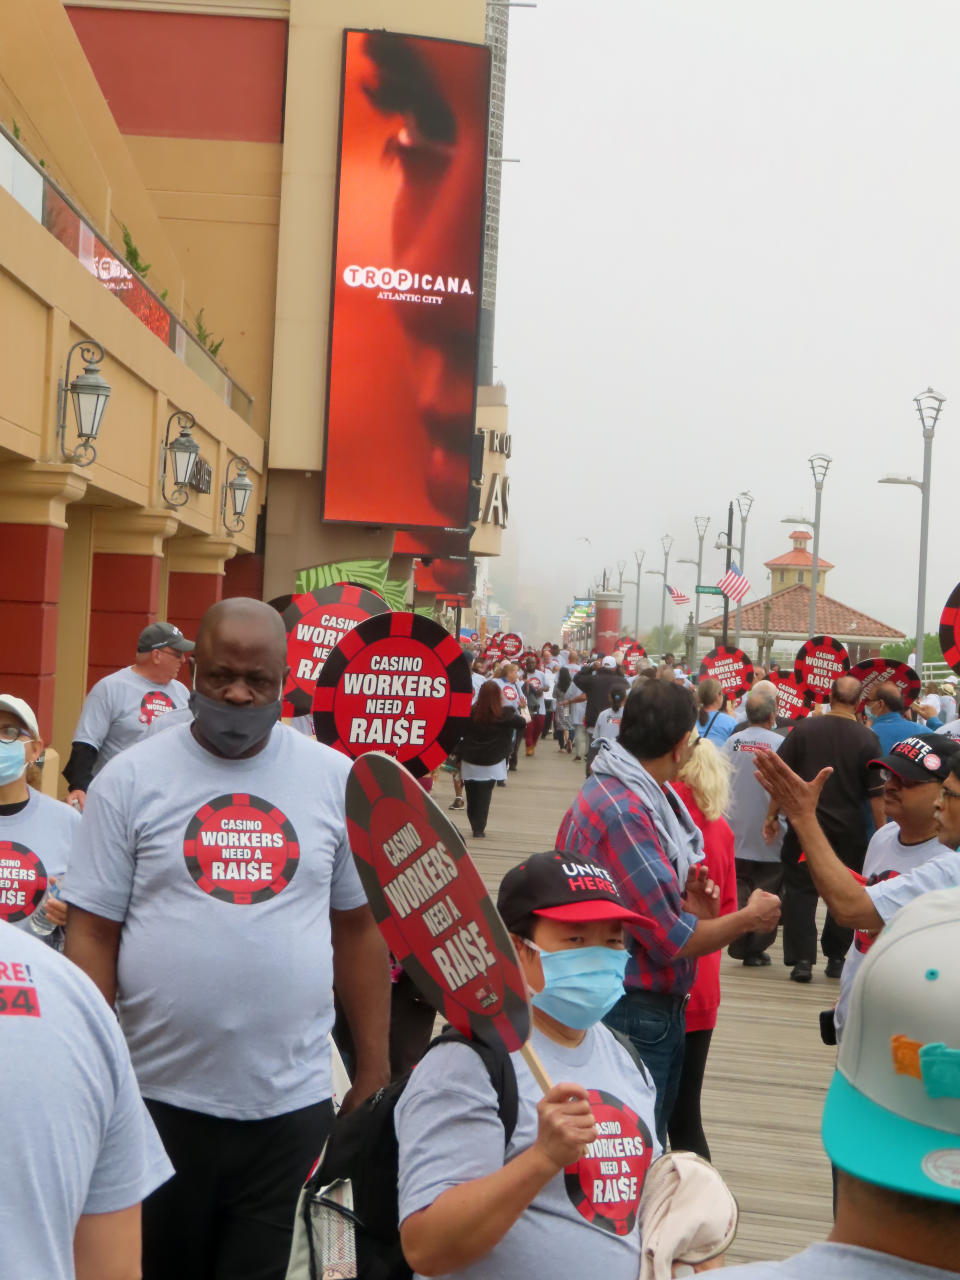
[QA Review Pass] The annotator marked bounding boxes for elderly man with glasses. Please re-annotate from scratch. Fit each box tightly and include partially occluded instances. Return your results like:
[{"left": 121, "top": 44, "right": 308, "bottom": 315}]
[
  {"left": 755, "top": 733, "right": 960, "bottom": 1040},
  {"left": 63, "top": 622, "right": 194, "bottom": 810}
]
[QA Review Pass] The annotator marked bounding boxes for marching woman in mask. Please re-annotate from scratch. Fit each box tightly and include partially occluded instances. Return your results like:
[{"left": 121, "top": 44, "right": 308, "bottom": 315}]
[
  {"left": 395, "top": 852, "right": 662, "bottom": 1280},
  {"left": 0, "top": 694, "right": 79, "bottom": 948}
]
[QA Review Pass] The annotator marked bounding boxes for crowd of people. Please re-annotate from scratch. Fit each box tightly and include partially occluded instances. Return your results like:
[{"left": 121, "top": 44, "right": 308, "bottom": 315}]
[{"left": 1, "top": 607, "right": 958, "bottom": 1278}]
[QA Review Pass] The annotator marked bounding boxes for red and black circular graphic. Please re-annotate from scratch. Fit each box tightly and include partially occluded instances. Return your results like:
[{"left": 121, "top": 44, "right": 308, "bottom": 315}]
[
  {"left": 346, "top": 753, "right": 530, "bottom": 1054},
  {"left": 848, "top": 658, "right": 921, "bottom": 710},
  {"left": 794, "top": 635, "right": 850, "bottom": 703},
  {"left": 621, "top": 643, "right": 647, "bottom": 678},
  {"left": 139, "top": 690, "right": 176, "bottom": 725},
  {"left": 499, "top": 633, "right": 523, "bottom": 659},
  {"left": 699, "top": 646, "right": 754, "bottom": 699},
  {"left": 0, "top": 842, "right": 47, "bottom": 922},
  {"left": 277, "top": 585, "right": 390, "bottom": 718},
  {"left": 564, "top": 1089, "right": 653, "bottom": 1236},
  {"left": 313, "top": 612, "right": 473, "bottom": 778},
  {"left": 940, "top": 582, "right": 960, "bottom": 674},
  {"left": 773, "top": 670, "right": 814, "bottom": 721},
  {"left": 183, "top": 794, "right": 300, "bottom": 905},
  {"left": 500, "top": 682, "right": 520, "bottom": 705}
]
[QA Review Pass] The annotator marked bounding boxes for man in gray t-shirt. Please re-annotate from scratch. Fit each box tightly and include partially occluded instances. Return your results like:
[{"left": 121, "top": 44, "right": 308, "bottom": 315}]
[
  {"left": 64, "top": 620, "right": 193, "bottom": 809},
  {"left": 724, "top": 688, "right": 786, "bottom": 967},
  {"left": 0, "top": 919, "right": 171, "bottom": 1280},
  {"left": 64, "top": 598, "right": 391, "bottom": 1280}
]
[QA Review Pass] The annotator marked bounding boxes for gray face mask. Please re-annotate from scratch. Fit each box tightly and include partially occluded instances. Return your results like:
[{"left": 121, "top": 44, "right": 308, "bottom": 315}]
[{"left": 189, "top": 689, "right": 281, "bottom": 757}]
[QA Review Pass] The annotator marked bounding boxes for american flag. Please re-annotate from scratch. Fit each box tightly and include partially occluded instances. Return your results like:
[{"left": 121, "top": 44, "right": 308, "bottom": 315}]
[
  {"left": 717, "top": 562, "right": 751, "bottom": 603},
  {"left": 665, "top": 584, "right": 690, "bottom": 606}
]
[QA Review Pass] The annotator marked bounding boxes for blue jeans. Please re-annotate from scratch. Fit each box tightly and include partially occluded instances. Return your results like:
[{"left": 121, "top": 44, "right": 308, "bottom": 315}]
[{"left": 603, "top": 989, "right": 688, "bottom": 1147}]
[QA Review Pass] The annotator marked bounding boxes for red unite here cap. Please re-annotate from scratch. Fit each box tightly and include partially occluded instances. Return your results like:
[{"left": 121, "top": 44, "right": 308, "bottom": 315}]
[{"left": 497, "top": 852, "right": 652, "bottom": 931}]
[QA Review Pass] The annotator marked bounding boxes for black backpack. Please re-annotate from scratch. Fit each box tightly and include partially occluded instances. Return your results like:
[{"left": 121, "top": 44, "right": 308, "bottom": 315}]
[{"left": 290, "top": 1028, "right": 518, "bottom": 1280}]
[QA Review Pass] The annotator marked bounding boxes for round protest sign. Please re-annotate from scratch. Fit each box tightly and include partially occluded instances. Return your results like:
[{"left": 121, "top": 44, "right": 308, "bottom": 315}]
[
  {"left": 940, "top": 582, "right": 960, "bottom": 674},
  {"left": 848, "top": 658, "right": 921, "bottom": 709},
  {"left": 793, "top": 635, "right": 850, "bottom": 703},
  {"left": 277, "top": 585, "right": 389, "bottom": 718},
  {"left": 699, "top": 646, "right": 754, "bottom": 699},
  {"left": 0, "top": 842, "right": 47, "bottom": 922},
  {"left": 564, "top": 1089, "right": 653, "bottom": 1236},
  {"left": 774, "top": 670, "right": 814, "bottom": 720},
  {"left": 346, "top": 753, "right": 530, "bottom": 1053},
  {"left": 621, "top": 643, "right": 647, "bottom": 678},
  {"left": 313, "top": 612, "right": 472, "bottom": 777},
  {"left": 499, "top": 633, "right": 523, "bottom": 659},
  {"left": 183, "top": 793, "right": 300, "bottom": 906}
]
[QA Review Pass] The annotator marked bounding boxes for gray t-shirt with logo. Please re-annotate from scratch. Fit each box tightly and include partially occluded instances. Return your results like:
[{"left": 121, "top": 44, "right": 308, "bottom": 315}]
[
  {"left": 721, "top": 1242, "right": 958, "bottom": 1280},
  {"left": 396, "top": 1023, "right": 661, "bottom": 1280},
  {"left": 0, "top": 788, "right": 80, "bottom": 933},
  {"left": 723, "top": 726, "right": 786, "bottom": 863},
  {"left": 63, "top": 723, "right": 367, "bottom": 1119},
  {"left": 73, "top": 667, "right": 190, "bottom": 771},
  {"left": 834, "top": 825, "right": 946, "bottom": 1041},
  {"left": 0, "top": 920, "right": 171, "bottom": 1280}
]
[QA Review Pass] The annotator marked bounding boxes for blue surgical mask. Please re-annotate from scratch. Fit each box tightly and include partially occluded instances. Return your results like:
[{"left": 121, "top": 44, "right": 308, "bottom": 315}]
[
  {"left": 526, "top": 941, "right": 628, "bottom": 1030},
  {"left": 0, "top": 740, "right": 27, "bottom": 787}
]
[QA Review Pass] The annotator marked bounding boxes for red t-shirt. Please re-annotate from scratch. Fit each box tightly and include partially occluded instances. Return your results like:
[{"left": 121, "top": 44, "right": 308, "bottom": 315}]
[{"left": 671, "top": 781, "right": 738, "bottom": 1033}]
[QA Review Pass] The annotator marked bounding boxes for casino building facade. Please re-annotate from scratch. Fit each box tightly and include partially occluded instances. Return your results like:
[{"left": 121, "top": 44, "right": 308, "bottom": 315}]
[{"left": 0, "top": 0, "right": 510, "bottom": 779}]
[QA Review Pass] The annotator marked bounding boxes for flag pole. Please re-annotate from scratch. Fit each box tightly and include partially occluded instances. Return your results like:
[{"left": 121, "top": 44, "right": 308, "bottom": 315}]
[{"left": 721, "top": 502, "right": 733, "bottom": 647}]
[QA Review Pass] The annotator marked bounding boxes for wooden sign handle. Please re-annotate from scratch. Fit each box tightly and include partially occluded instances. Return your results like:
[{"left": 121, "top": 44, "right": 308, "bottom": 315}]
[{"left": 521, "top": 1041, "right": 553, "bottom": 1093}]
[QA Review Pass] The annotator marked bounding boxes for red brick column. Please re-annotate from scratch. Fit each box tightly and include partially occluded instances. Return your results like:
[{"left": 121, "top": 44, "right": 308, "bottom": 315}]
[
  {"left": 167, "top": 571, "right": 223, "bottom": 640},
  {"left": 88, "top": 512, "right": 178, "bottom": 690},
  {"left": 0, "top": 524, "right": 65, "bottom": 740},
  {"left": 0, "top": 466, "right": 87, "bottom": 741},
  {"left": 87, "top": 552, "right": 164, "bottom": 687},
  {"left": 165, "top": 536, "right": 237, "bottom": 640}
]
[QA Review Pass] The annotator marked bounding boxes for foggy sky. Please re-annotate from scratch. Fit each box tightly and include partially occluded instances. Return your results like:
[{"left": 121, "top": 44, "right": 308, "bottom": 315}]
[{"left": 491, "top": 0, "right": 960, "bottom": 645}]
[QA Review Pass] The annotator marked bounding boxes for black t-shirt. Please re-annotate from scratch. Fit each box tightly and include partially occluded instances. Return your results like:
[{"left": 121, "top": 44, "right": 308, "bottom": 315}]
[{"left": 777, "top": 712, "right": 883, "bottom": 865}]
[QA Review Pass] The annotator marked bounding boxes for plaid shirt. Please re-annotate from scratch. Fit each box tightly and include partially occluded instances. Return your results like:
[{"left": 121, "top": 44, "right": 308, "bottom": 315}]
[{"left": 556, "top": 775, "right": 697, "bottom": 995}]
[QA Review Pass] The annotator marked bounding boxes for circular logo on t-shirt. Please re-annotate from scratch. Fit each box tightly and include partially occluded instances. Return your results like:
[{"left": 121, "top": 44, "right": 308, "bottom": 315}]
[
  {"left": 501, "top": 684, "right": 519, "bottom": 703},
  {"left": 183, "top": 794, "right": 300, "bottom": 905},
  {"left": 0, "top": 841, "right": 47, "bottom": 921},
  {"left": 139, "top": 690, "right": 175, "bottom": 725},
  {"left": 564, "top": 1089, "right": 653, "bottom": 1236}
]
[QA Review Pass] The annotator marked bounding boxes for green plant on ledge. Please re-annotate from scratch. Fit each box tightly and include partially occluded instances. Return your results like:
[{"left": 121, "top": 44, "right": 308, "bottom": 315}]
[
  {"left": 121, "top": 224, "right": 151, "bottom": 278},
  {"left": 194, "top": 308, "right": 224, "bottom": 358}
]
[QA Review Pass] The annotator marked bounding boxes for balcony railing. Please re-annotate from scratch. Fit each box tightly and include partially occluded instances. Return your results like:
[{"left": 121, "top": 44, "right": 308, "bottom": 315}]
[{"left": 0, "top": 123, "right": 254, "bottom": 423}]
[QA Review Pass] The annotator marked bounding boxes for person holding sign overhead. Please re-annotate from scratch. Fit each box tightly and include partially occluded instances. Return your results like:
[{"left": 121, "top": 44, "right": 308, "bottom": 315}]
[{"left": 395, "top": 852, "right": 661, "bottom": 1280}]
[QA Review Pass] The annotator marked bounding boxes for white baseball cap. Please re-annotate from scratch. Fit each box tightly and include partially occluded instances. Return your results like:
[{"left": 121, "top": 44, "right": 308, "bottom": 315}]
[
  {"left": 0, "top": 695, "right": 40, "bottom": 739},
  {"left": 601, "top": 655, "right": 617, "bottom": 669},
  {"left": 822, "top": 887, "right": 960, "bottom": 1202}
]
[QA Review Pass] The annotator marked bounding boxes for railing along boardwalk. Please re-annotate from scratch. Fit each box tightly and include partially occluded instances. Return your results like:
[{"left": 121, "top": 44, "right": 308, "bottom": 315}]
[{"left": 436, "top": 741, "right": 835, "bottom": 1266}]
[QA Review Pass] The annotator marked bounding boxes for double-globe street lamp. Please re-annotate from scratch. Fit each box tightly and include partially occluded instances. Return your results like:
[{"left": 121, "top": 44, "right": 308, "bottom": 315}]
[
  {"left": 782, "top": 453, "right": 832, "bottom": 638},
  {"left": 877, "top": 388, "right": 946, "bottom": 672}
]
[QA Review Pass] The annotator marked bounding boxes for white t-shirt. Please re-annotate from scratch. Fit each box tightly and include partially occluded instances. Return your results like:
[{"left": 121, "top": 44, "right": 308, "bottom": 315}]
[
  {"left": 63, "top": 723, "right": 367, "bottom": 1120},
  {"left": 866, "top": 844, "right": 960, "bottom": 923},
  {"left": 721, "top": 1242, "right": 956, "bottom": 1280},
  {"left": 723, "top": 726, "right": 786, "bottom": 863},
  {"left": 935, "top": 717, "right": 960, "bottom": 741},
  {"left": 73, "top": 667, "right": 190, "bottom": 772},
  {"left": 835, "top": 826, "right": 947, "bottom": 1039},
  {"left": 594, "top": 707, "right": 624, "bottom": 742},
  {"left": 396, "top": 1024, "right": 660, "bottom": 1280},
  {"left": 0, "top": 920, "right": 172, "bottom": 1280},
  {"left": 471, "top": 671, "right": 487, "bottom": 703},
  {"left": 938, "top": 694, "right": 957, "bottom": 724},
  {"left": 0, "top": 789, "right": 80, "bottom": 934}
]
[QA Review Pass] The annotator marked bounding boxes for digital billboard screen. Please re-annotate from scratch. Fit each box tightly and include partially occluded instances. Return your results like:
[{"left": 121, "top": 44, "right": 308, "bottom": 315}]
[
  {"left": 414, "top": 556, "right": 474, "bottom": 597},
  {"left": 321, "top": 30, "right": 491, "bottom": 530}
]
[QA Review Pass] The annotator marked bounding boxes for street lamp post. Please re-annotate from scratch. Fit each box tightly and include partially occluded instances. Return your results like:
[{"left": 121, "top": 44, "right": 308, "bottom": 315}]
[
  {"left": 808, "top": 455, "right": 832, "bottom": 638},
  {"left": 714, "top": 503, "right": 737, "bottom": 647},
  {"left": 877, "top": 388, "right": 946, "bottom": 672},
  {"left": 658, "top": 535, "right": 673, "bottom": 656},
  {"left": 734, "top": 491, "right": 754, "bottom": 648}
]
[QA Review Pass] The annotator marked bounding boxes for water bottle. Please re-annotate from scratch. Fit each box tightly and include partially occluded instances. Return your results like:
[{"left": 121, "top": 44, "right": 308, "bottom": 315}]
[{"left": 29, "top": 878, "right": 62, "bottom": 936}]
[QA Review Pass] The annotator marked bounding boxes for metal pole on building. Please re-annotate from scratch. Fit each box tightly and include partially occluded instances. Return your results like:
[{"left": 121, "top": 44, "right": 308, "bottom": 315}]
[
  {"left": 734, "top": 491, "right": 753, "bottom": 648},
  {"left": 808, "top": 455, "right": 831, "bottom": 638}
]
